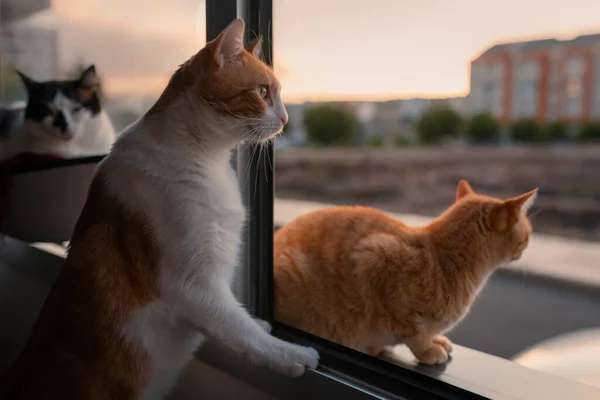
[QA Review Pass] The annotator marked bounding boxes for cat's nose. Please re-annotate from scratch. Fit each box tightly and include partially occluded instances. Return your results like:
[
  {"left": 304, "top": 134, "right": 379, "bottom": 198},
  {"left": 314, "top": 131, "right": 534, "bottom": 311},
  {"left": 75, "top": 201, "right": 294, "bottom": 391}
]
[
  {"left": 53, "top": 111, "right": 68, "bottom": 133},
  {"left": 281, "top": 115, "right": 288, "bottom": 125}
]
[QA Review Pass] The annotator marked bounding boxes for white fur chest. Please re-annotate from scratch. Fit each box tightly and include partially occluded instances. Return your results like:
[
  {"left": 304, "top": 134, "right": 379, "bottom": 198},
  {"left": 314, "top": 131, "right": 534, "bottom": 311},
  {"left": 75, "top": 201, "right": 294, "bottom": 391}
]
[
  {"left": 102, "top": 134, "right": 246, "bottom": 399},
  {"left": 161, "top": 162, "right": 246, "bottom": 285}
]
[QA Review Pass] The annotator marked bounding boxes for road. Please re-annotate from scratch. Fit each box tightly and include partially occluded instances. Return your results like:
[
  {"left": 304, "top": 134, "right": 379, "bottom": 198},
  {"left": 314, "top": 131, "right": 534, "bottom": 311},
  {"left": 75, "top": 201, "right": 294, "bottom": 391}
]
[{"left": 449, "top": 271, "right": 600, "bottom": 359}]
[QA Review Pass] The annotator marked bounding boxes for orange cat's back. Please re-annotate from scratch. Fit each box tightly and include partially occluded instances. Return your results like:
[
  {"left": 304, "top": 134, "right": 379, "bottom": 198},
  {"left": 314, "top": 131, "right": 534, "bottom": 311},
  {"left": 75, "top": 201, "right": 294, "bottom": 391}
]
[{"left": 274, "top": 206, "right": 415, "bottom": 349}]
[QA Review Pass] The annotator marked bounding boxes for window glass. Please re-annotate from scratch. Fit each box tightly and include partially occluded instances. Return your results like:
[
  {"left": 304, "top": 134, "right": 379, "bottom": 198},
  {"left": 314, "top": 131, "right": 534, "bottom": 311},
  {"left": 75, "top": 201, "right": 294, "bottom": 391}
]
[
  {"left": 272, "top": 0, "right": 600, "bottom": 386},
  {"left": 0, "top": 0, "right": 205, "bottom": 131}
]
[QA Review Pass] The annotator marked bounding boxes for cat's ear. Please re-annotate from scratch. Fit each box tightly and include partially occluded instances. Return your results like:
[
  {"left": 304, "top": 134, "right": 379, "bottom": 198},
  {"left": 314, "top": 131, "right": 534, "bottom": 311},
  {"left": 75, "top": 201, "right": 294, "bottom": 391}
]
[
  {"left": 79, "top": 65, "right": 98, "bottom": 87},
  {"left": 490, "top": 189, "right": 538, "bottom": 232},
  {"left": 456, "top": 179, "right": 474, "bottom": 201},
  {"left": 15, "top": 71, "right": 36, "bottom": 92},
  {"left": 245, "top": 36, "right": 263, "bottom": 59},
  {"left": 77, "top": 65, "right": 98, "bottom": 101},
  {"left": 507, "top": 189, "right": 538, "bottom": 216},
  {"left": 212, "top": 18, "right": 245, "bottom": 68}
]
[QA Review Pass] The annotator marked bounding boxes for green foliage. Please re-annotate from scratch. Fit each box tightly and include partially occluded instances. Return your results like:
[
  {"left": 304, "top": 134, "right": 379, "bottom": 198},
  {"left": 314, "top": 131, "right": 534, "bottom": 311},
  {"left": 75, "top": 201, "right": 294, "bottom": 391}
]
[
  {"left": 0, "top": 68, "right": 27, "bottom": 102},
  {"left": 545, "top": 120, "right": 569, "bottom": 142},
  {"left": 367, "top": 135, "right": 384, "bottom": 147},
  {"left": 395, "top": 135, "right": 415, "bottom": 147},
  {"left": 465, "top": 113, "right": 500, "bottom": 144},
  {"left": 416, "top": 106, "right": 462, "bottom": 145},
  {"left": 579, "top": 121, "right": 600, "bottom": 142},
  {"left": 303, "top": 105, "right": 358, "bottom": 146},
  {"left": 510, "top": 118, "right": 543, "bottom": 143}
]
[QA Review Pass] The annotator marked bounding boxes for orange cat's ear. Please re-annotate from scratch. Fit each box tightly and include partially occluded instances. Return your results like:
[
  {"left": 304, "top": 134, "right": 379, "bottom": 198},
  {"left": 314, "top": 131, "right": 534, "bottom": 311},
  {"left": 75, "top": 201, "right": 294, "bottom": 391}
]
[
  {"left": 507, "top": 188, "right": 538, "bottom": 215},
  {"left": 212, "top": 18, "right": 245, "bottom": 68},
  {"left": 490, "top": 189, "right": 538, "bottom": 232},
  {"left": 456, "top": 179, "right": 474, "bottom": 201},
  {"left": 245, "top": 36, "right": 263, "bottom": 59}
]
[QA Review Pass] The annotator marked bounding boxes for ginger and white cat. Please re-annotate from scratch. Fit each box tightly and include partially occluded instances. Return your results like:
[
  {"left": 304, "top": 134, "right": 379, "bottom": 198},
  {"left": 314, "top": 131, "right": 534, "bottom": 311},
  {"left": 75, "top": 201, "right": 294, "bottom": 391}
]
[
  {"left": 274, "top": 180, "right": 537, "bottom": 365},
  {"left": 0, "top": 18, "right": 318, "bottom": 400},
  {"left": 0, "top": 65, "right": 115, "bottom": 159}
]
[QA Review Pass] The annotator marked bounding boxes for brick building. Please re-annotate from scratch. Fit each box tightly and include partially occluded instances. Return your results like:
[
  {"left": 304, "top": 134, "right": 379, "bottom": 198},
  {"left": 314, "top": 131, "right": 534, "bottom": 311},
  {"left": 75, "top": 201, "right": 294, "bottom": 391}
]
[{"left": 468, "top": 34, "right": 600, "bottom": 124}]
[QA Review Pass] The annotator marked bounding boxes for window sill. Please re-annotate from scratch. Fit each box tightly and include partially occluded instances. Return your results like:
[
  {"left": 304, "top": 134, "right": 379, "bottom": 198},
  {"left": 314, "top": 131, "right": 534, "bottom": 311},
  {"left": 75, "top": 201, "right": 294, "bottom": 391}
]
[
  {"left": 195, "top": 334, "right": 600, "bottom": 400},
  {"left": 378, "top": 342, "right": 600, "bottom": 400},
  {"left": 195, "top": 342, "right": 403, "bottom": 400}
]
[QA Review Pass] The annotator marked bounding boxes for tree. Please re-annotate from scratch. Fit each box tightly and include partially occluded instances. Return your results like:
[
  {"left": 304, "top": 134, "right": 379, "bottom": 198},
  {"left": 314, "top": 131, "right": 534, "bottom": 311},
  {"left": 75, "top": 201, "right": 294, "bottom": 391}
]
[
  {"left": 579, "top": 121, "right": 600, "bottom": 143},
  {"left": 395, "top": 135, "right": 415, "bottom": 147},
  {"left": 303, "top": 105, "right": 358, "bottom": 146},
  {"left": 465, "top": 113, "right": 500, "bottom": 144},
  {"left": 510, "top": 118, "right": 543, "bottom": 143},
  {"left": 416, "top": 106, "right": 462, "bottom": 145},
  {"left": 366, "top": 135, "right": 384, "bottom": 147},
  {"left": 545, "top": 120, "right": 568, "bottom": 142}
]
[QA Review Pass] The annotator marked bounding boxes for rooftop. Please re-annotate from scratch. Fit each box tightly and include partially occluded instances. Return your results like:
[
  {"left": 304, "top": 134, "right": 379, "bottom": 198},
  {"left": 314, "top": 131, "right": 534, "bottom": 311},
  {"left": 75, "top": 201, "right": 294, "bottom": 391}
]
[{"left": 476, "top": 33, "right": 600, "bottom": 60}]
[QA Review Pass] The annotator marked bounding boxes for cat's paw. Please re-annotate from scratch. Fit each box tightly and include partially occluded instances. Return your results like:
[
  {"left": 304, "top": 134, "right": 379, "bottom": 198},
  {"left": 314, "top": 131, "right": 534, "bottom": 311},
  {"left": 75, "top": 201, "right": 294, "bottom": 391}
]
[
  {"left": 433, "top": 335, "right": 453, "bottom": 354},
  {"left": 415, "top": 343, "right": 449, "bottom": 365},
  {"left": 255, "top": 318, "right": 272, "bottom": 333},
  {"left": 267, "top": 342, "right": 320, "bottom": 377}
]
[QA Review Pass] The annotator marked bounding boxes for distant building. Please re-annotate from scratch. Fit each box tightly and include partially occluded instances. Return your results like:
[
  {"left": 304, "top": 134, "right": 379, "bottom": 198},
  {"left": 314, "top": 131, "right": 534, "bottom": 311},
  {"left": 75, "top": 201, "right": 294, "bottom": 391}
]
[{"left": 469, "top": 34, "right": 600, "bottom": 123}]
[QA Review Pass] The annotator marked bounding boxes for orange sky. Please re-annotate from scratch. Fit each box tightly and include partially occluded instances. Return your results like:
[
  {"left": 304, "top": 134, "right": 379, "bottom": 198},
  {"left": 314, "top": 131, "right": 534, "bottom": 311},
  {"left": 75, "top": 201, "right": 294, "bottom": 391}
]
[{"left": 46, "top": 0, "right": 600, "bottom": 102}]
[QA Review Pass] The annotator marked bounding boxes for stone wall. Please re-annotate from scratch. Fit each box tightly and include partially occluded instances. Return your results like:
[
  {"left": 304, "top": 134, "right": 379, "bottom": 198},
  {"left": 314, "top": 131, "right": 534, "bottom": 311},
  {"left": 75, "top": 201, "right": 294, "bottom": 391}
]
[{"left": 274, "top": 146, "right": 600, "bottom": 241}]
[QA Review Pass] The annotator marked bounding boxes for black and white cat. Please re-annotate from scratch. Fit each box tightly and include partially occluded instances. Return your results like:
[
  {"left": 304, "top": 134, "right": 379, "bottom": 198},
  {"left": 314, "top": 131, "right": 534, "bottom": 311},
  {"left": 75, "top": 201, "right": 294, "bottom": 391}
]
[{"left": 0, "top": 65, "right": 116, "bottom": 159}]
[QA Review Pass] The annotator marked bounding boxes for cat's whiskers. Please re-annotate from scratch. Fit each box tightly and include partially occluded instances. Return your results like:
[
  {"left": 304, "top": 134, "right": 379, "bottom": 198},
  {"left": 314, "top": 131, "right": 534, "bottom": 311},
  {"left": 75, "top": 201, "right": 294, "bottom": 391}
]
[{"left": 241, "top": 131, "right": 263, "bottom": 192}]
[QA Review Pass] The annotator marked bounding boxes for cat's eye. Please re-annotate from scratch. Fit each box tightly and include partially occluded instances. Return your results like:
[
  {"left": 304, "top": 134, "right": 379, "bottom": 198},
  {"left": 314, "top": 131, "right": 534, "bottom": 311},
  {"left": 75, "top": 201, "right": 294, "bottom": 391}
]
[{"left": 257, "top": 86, "right": 268, "bottom": 99}]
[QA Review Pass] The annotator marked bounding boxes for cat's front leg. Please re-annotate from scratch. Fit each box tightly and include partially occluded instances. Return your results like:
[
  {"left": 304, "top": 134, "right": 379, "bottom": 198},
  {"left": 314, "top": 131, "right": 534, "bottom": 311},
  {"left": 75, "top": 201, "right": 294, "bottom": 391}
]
[
  {"left": 432, "top": 335, "right": 453, "bottom": 354},
  {"left": 405, "top": 335, "right": 452, "bottom": 365},
  {"left": 177, "top": 281, "right": 319, "bottom": 377}
]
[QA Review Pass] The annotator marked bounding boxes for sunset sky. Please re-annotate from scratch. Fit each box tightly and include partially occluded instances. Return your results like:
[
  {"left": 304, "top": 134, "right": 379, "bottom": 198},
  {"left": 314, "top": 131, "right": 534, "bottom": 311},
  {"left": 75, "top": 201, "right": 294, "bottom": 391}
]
[{"left": 29, "top": 0, "right": 600, "bottom": 102}]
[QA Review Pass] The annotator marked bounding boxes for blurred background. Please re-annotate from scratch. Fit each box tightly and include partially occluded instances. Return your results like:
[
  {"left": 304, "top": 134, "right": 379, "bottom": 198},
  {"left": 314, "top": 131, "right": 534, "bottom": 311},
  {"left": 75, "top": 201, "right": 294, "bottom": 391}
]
[{"left": 1, "top": 0, "right": 599, "bottom": 383}]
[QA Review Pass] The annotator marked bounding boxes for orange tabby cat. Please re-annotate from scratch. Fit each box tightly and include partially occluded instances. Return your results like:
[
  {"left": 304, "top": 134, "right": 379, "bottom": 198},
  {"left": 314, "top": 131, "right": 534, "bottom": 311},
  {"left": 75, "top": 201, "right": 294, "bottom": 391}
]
[{"left": 274, "top": 180, "right": 537, "bottom": 365}]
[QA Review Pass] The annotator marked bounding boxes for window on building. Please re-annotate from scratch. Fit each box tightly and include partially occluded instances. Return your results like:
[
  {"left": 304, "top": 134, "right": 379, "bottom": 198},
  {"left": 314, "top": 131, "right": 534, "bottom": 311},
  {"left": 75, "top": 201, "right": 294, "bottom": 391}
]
[
  {"left": 567, "top": 57, "right": 584, "bottom": 76},
  {"left": 566, "top": 97, "right": 582, "bottom": 116},
  {"left": 567, "top": 77, "right": 582, "bottom": 98}
]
